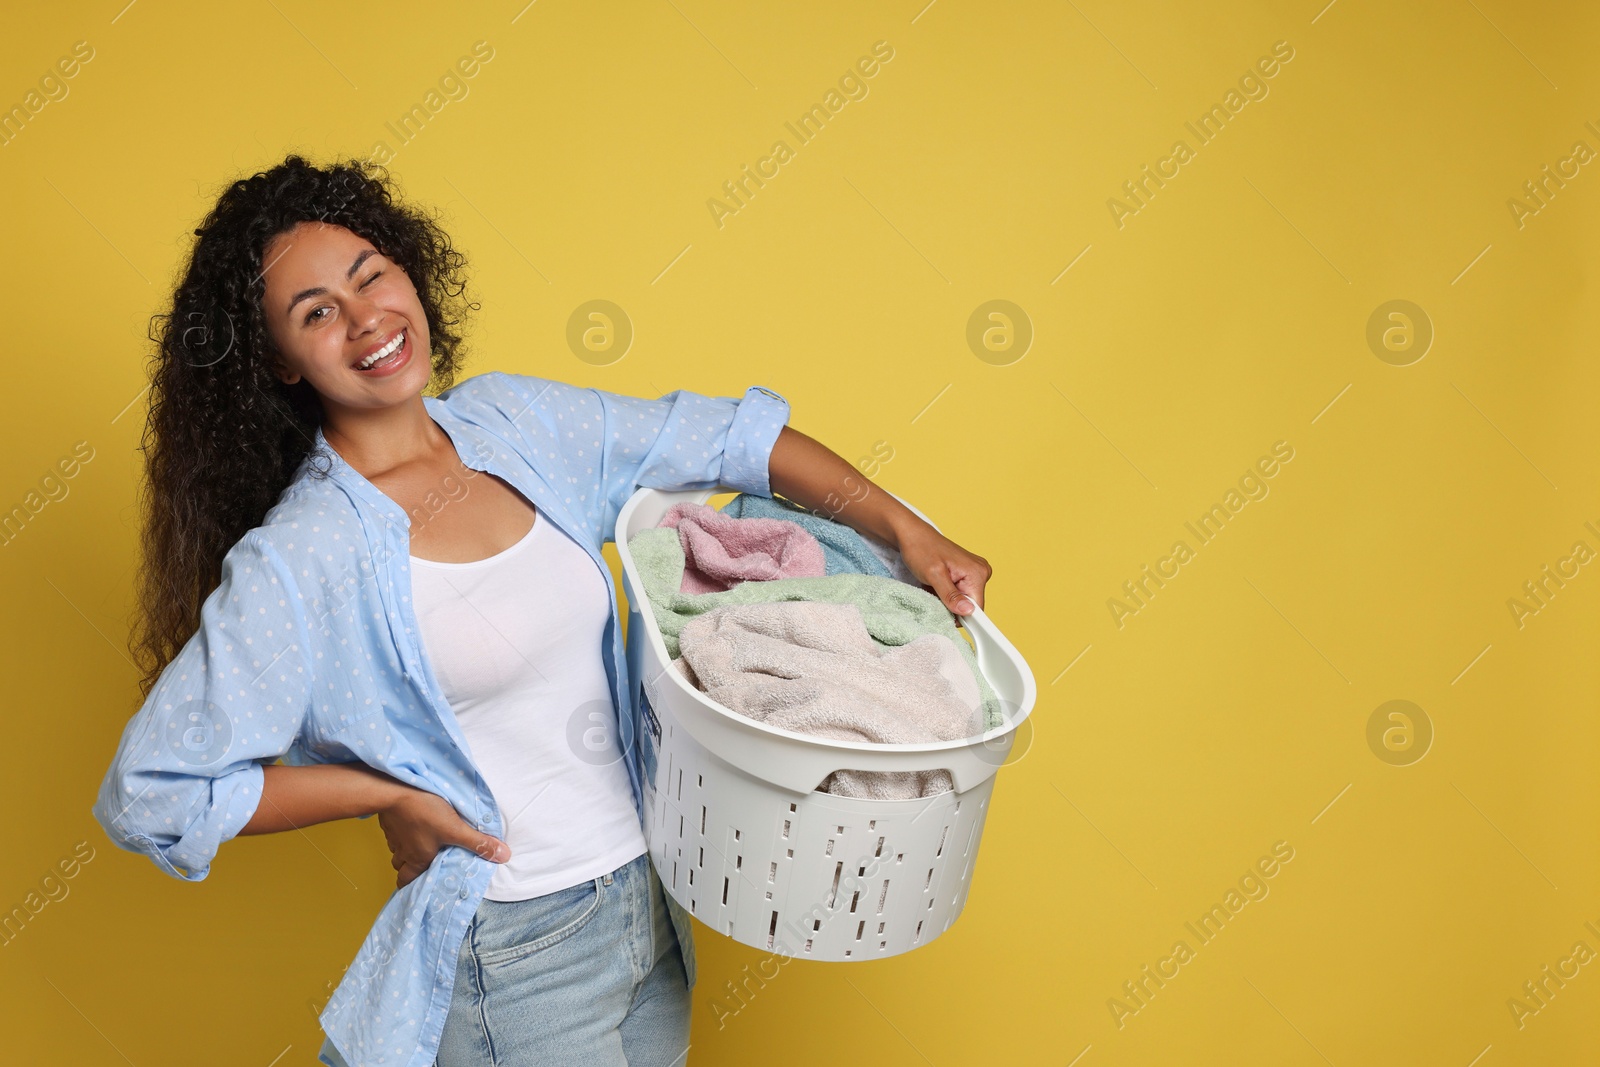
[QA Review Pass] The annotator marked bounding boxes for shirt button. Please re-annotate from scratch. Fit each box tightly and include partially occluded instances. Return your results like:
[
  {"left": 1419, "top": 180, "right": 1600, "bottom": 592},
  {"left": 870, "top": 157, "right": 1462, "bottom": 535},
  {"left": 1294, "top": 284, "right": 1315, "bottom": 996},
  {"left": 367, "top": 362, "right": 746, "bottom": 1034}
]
[{"left": 459, "top": 888, "right": 470, "bottom": 901}]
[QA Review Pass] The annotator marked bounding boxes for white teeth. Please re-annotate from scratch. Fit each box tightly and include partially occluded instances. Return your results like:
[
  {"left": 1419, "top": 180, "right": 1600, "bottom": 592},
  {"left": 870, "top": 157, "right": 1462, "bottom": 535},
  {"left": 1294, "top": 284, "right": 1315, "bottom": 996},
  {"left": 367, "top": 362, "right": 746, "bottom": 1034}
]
[{"left": 357, "top": 330, "right": 405, "bottom": 370}]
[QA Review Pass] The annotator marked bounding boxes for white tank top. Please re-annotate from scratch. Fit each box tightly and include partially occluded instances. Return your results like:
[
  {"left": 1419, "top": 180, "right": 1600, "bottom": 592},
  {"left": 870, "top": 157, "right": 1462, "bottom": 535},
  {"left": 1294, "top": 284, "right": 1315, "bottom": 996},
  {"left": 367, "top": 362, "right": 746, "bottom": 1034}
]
[{"left": 409, "top": 510, "right": 648, "bottom": 901}]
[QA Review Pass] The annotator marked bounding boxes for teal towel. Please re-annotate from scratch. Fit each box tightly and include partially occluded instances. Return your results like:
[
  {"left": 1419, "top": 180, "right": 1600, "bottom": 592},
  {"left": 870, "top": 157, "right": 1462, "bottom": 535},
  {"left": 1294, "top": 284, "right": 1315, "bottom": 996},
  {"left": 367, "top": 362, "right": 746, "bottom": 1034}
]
[
  {"left": 719, "top": 493, "right": 896, "bottom": 579},
  {"left": 628, "top": 525, "right": 1002, "bottom": 730}
]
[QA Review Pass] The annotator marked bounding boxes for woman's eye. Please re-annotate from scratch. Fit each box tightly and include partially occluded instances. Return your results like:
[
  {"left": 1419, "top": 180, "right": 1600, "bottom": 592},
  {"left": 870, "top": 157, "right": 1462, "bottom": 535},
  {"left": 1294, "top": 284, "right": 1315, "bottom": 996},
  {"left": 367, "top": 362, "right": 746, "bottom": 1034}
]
[{"left": 303, "top": 271, "right": 384, "bottom": 324}]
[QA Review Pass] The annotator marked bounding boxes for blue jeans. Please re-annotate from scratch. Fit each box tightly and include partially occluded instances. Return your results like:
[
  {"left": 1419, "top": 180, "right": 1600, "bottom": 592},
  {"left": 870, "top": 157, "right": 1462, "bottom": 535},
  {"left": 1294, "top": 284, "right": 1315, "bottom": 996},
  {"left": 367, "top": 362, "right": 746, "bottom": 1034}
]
[{"left": 320, "top": 851, "right": 691, "bottom": 1066}]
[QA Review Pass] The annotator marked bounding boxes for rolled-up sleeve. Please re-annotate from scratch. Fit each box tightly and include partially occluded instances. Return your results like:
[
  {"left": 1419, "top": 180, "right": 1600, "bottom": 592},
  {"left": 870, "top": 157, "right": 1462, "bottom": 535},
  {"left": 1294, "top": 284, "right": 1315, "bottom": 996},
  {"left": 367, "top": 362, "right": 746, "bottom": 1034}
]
[
  {"left": 716, "top": 386, "right": 791, "bottom": 497},
  {"left": 594, "top": 382, "right": 790, "bottom": 527},
  {"left": 91, "top": 531, "right": 313, "bottom": 881}
]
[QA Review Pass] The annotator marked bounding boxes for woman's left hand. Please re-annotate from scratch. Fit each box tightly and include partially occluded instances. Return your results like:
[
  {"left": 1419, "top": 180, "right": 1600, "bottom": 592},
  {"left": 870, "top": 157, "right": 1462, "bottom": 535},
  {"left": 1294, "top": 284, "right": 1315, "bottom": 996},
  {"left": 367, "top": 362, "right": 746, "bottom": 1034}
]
[{"left": 895, "top": 522, "right": 992, "bottom": 617}]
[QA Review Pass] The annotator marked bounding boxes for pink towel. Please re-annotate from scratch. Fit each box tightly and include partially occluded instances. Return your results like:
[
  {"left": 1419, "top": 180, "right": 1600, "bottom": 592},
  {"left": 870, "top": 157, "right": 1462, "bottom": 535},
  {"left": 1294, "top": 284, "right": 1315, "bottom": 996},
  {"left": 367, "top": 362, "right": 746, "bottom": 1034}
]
[{"left": 655, "top": 501, "right": 826, "bottom": 594}]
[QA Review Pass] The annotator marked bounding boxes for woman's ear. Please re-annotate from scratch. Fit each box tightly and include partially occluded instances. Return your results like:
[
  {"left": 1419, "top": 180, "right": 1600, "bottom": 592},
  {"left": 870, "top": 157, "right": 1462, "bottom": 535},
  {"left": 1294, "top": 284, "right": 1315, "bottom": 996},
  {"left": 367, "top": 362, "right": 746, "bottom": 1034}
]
[{"left": 268, "top": 347, "right": 302, "bottom": 385}]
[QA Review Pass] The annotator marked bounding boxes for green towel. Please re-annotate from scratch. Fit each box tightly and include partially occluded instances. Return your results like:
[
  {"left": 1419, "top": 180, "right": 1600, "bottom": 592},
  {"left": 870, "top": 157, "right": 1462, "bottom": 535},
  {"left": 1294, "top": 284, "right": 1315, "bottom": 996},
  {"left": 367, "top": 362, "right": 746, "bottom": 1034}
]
[{"left": 628, "top": 526, "right": 1002, "bottom": 730}]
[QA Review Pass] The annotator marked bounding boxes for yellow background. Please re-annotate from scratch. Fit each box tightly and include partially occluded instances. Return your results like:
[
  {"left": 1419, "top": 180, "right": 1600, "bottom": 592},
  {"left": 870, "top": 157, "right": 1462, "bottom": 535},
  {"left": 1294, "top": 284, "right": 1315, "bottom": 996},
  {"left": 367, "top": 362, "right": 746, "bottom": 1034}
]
[{"left": 2, "top": 1, "right": 1596, "bottom": 1064}]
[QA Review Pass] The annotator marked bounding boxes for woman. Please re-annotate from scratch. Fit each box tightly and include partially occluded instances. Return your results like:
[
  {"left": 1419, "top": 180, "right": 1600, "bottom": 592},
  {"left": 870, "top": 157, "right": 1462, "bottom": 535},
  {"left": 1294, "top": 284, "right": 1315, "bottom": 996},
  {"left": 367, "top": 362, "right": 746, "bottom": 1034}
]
[{"left": 92, "top": 154, "right": 991, "bottom": 1067}]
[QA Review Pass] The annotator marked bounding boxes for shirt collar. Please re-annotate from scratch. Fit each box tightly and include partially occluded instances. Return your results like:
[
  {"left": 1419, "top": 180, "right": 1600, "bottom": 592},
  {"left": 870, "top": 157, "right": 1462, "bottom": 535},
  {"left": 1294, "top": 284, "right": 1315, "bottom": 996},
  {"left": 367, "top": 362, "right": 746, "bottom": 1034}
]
[{"left": 305, "top": 394, "right": 591, "bottom": 577}]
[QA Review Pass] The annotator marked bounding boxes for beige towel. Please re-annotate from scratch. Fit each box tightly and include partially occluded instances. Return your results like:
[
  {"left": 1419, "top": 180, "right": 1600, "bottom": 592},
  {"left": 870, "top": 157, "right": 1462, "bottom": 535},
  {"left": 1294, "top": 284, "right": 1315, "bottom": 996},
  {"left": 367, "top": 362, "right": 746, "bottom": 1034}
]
[
  {"left": 672, "top": 601, "right": 983, "bottom": 799},
  {"left": 628, "top": 524, "right": 1002, "bottom": 730}
]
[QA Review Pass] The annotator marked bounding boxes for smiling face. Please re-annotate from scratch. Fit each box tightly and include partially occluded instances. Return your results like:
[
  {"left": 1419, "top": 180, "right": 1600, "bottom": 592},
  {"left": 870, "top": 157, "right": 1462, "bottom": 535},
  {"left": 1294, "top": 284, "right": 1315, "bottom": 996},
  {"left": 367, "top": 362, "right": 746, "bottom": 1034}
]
[{"left": 260, "top": 221, "right": 433, "bottom": 418}]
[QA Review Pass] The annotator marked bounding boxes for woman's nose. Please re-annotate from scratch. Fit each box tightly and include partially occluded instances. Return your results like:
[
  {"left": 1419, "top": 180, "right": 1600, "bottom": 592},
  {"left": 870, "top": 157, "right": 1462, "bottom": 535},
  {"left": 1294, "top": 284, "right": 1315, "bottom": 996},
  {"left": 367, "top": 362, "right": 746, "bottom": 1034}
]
[{"left": 349, "top": 295, "right": 385, "bottom": 335}]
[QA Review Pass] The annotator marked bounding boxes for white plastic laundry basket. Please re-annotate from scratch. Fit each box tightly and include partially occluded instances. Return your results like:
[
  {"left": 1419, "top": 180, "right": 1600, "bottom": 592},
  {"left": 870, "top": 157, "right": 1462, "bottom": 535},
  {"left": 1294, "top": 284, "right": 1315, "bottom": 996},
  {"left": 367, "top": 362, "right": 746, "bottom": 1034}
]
[{"left": 616, "top": 487, "right": 1037, "bottom": 961}]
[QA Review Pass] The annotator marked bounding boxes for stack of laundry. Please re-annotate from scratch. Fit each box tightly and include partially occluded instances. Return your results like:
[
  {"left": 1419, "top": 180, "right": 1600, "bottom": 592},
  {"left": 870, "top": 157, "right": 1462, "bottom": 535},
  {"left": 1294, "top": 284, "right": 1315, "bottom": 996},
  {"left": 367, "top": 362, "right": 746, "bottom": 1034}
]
[{"left": 628, "top": 496, "right": 1000, "bottom": 799}]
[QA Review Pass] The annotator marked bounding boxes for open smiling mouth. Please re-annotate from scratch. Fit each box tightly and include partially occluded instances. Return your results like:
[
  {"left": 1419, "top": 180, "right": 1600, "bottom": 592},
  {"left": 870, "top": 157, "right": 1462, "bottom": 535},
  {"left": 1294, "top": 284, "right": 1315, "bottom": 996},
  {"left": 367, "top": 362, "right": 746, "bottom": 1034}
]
[{"left": 354, "top": 328, "right": 410, "bottom": 374}]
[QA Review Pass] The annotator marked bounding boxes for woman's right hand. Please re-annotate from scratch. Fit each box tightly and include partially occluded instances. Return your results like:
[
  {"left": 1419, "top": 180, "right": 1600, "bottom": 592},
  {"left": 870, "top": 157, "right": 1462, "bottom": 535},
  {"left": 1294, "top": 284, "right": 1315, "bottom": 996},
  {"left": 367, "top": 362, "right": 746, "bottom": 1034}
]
[
  {"left": 240, "top": 762, "right": 510, "bottom": 890},
  {"left": 378, "top": 786, "right": 510, "bottom": 890}
]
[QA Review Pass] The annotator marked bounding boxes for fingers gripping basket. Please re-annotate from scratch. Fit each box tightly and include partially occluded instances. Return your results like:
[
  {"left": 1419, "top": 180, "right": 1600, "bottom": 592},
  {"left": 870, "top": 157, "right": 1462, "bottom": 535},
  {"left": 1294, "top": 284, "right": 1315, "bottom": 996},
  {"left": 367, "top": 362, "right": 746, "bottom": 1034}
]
[{"left": 616, "top": 487, "right": 1037, "bottom": 961}]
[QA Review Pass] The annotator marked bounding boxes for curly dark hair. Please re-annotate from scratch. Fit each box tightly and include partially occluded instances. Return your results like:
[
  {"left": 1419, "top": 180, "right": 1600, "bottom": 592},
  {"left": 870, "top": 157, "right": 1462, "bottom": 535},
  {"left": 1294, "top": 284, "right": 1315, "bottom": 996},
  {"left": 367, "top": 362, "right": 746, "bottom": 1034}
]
[{"left": 131, "top": 153, "right": 478, "bottom": 698}]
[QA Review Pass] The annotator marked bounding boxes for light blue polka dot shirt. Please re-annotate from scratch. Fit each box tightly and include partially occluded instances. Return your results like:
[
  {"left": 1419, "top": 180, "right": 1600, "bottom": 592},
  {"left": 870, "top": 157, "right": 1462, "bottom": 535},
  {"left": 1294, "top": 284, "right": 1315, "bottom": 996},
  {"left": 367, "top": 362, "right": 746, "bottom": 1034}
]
[{"left": 90, "top": 371, "right": 791, "bottom": 1067}]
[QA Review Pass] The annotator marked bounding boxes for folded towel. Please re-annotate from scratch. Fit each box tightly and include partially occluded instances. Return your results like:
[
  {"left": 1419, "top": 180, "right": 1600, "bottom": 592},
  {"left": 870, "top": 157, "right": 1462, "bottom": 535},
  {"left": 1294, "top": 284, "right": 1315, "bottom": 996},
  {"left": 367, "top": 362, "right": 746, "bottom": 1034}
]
[
  {"left": 673, "top": 601, "right": 981, "bottom": 798},
  {"left": 654, "top": 501, "right": 826, "bottom": 594},
  {"left": 720, "top": 493, "right": 917, "bottom": 585},
  {"left": 627, "top": 525, "right": 1001, "bottom": 730}
]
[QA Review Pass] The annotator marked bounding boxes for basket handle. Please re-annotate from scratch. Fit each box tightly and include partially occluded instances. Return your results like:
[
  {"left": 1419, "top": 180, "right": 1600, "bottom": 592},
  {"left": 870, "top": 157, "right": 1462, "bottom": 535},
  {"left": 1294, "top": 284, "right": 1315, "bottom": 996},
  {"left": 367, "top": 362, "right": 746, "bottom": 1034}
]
[
  {"left": 954, "top": 602, "right": 1037, "bottom": 732},
  {"left": 885, "top": 489, "right": 1039, "bottom": 734}
]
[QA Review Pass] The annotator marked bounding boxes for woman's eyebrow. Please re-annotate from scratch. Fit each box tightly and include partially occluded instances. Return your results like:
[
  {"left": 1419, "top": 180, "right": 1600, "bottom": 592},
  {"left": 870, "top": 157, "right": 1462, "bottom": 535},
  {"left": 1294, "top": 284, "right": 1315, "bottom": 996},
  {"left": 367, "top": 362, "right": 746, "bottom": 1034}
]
[{"left": 284, "top": 247, "right": 381, "bottom": 318}]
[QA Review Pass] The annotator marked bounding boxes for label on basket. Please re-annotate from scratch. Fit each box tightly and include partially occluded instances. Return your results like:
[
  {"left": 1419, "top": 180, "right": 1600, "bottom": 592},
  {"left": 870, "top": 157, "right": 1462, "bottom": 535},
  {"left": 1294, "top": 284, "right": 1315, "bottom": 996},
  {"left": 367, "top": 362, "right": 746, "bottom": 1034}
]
[{"left": 637, "top": 687, "right": 662, "bottom": 791}]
